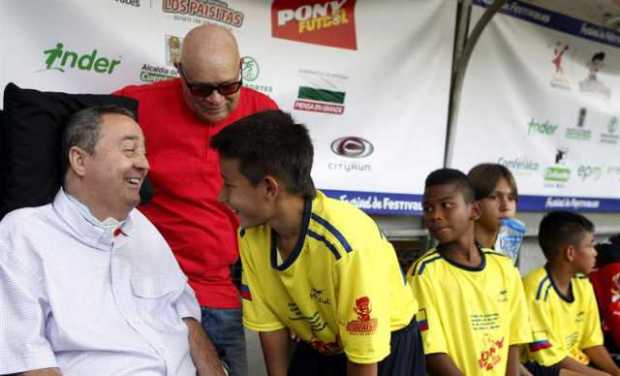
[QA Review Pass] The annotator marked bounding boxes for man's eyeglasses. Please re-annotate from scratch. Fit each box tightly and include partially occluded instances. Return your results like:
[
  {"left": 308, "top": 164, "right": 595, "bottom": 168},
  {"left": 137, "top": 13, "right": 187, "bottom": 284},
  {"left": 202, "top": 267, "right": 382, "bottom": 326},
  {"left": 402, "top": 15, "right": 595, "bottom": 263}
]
[{"left": 177, "top": 64, "right": 243, "bottom": 97}]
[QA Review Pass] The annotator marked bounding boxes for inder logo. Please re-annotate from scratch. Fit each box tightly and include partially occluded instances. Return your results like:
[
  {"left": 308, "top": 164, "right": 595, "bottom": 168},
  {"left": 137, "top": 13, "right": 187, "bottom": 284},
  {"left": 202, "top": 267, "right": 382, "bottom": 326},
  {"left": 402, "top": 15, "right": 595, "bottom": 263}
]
[
  {"left": 42, "top": 43, "right": 121, "bottom": 74},
  {"left": 272, "top": 0, "right": 357, "bottom": 50}
]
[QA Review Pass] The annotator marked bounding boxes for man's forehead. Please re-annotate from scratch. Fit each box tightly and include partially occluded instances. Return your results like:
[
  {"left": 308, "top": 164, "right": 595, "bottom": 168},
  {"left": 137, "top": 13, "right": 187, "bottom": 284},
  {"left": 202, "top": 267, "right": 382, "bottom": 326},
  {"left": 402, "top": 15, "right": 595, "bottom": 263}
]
[{"left": 99, "top": 115, "right": 143, "bottom": 140}]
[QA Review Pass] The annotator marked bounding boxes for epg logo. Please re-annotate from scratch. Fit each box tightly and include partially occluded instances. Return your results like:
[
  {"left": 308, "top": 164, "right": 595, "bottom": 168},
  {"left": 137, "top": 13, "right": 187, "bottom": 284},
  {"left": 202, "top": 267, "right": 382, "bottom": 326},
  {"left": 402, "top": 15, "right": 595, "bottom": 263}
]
[{"left": 330, "top": 137, "right": 373, "bottom": 158}]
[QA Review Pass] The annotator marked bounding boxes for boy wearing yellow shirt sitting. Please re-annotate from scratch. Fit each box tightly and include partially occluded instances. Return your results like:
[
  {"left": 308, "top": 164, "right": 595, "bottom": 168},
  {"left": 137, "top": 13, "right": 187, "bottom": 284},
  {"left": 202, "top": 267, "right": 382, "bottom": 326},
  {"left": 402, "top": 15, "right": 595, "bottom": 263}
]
[
  {"left": 523, "top": 211, "right": 620, "bottom": 376},
  {"left": 408, "top": 168, "right": 531, "bottom": 375}
]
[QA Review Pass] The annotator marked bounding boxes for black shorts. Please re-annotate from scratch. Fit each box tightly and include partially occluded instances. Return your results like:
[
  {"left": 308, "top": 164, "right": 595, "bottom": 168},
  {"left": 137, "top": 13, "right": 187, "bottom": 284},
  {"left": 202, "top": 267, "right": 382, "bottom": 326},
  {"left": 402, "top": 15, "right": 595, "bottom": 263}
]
[
  {"left": 524, "top": 361, "right": 561, "bottom": 376},
  {"left": 287, "top": 318, "right": 425, "bottom": 376}
]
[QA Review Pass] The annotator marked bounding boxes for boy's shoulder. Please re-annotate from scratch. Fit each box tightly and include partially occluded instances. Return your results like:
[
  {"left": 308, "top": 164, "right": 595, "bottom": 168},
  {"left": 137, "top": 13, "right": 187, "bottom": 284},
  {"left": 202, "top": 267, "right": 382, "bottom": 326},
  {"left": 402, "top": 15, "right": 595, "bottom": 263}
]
[
  {"left": 409, "top": 249, "right": 443, "bottom": 277},
  {"left": 523, "top": 267, "right": 551, "bottom": 299},
  {"left": 311, "top": 191, "right": 386, "bottom": 246},
  {"left": 482, "top": 248, "right": 515, "bottom": 267}
]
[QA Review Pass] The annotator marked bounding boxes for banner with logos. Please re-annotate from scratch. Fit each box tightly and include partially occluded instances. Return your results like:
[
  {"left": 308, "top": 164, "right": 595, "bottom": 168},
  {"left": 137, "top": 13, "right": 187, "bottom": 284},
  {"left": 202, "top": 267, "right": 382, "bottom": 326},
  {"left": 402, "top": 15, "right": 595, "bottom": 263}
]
[
  {"left": 451, "top": 0, "right": 620, "bottom": 212},
  {"left": 0, "top": 0, "right": 456, "bottom": 215}
]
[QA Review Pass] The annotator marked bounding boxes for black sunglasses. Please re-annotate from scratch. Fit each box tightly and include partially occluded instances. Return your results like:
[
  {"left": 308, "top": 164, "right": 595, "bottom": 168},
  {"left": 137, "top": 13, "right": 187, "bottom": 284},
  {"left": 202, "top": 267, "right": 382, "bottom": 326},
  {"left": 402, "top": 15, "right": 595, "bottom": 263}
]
[{"left": 177, "top": 64, "right": 243, "bottom": 97}]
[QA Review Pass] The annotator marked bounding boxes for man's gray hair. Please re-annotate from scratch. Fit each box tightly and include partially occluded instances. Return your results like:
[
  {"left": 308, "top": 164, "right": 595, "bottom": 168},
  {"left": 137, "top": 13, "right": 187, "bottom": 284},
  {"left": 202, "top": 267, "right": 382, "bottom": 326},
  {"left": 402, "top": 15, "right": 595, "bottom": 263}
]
[{"left": 61, "top": 105, "right": 136, "bottom": 182}]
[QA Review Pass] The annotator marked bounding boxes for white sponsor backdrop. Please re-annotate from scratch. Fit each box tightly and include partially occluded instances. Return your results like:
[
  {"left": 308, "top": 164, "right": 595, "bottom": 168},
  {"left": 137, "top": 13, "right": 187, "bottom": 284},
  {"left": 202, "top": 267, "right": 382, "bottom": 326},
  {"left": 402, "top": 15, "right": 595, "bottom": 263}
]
[
  {"left": 0, "top": 0, "right": 456, "bottom": 215},
  {"left": 452, "top": 0, "right": 620, "bottom": 212}
]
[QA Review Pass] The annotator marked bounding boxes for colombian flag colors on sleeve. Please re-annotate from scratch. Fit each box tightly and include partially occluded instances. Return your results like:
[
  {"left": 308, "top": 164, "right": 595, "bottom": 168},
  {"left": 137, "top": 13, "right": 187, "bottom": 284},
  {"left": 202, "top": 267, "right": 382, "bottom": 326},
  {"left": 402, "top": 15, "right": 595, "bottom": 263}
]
[{"left": 240, "top": 283, "right": 252, "bottom": 301}]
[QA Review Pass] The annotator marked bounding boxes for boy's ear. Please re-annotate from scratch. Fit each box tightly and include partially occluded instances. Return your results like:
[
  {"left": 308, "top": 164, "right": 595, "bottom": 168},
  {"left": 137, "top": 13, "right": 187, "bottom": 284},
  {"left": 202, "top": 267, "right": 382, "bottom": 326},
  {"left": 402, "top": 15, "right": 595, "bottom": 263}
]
[
  {"left": 469, "top": 200, "right": 481, "bottom": 221},
  {"left": 564, "top": 244, "right": 576, "bottom": 262},
  {"left": 262, "top": 175, "right": 280, "bottom": 200}
]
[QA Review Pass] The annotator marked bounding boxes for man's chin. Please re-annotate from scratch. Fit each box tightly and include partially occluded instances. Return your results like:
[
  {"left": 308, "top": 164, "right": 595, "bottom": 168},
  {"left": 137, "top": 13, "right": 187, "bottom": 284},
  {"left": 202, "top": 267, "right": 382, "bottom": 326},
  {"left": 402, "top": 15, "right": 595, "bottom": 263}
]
[{"left": 196, "top": 108, "right": 229, "bottom": 123}]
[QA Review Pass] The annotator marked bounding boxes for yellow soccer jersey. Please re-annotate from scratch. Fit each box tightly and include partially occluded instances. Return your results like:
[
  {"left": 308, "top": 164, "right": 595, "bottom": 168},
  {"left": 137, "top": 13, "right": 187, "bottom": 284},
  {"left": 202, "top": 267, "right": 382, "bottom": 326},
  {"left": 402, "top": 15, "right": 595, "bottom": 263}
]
[
  {"left": 239, "top": 190, "right": 416, "bottom": 364},
  {"left": 408, "top": 248, "right": 531, "bottom": 375},
  {"left": 523, "top": 266, "right": 603, "bottom": 366}
]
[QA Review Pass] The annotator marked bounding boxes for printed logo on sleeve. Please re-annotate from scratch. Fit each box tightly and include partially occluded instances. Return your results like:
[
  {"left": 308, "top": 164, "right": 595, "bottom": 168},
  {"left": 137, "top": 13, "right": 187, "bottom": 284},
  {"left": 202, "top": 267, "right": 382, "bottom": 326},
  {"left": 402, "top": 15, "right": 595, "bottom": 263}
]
[
  {"left": 417, "top": 308, "right": 428, "bottom": 331},
  {"left": 240, "top": 283, "right": 252, "bottom": 301},
  {"left": 346, "top": 296, "right": 377, "bottom": 335},
  {"left": 529, "top": 330, "right": 552, "bottom": 352}
]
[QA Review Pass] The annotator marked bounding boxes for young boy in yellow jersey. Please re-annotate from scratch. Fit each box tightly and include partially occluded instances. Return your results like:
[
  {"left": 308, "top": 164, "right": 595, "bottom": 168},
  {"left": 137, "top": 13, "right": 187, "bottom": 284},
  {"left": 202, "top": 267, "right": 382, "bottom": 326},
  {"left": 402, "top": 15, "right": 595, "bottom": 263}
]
[
  {"left": 210, "top": 110, "right": 424, "bottom": 376},
  {"left": 523, "top": 211, "right": 620, "bottom": 376},
  {"left": 408, "top": 168, "right": 531, "bottom": 375},
  {"left": 468, "top": 165, "right": 579, "bottom": 376}
]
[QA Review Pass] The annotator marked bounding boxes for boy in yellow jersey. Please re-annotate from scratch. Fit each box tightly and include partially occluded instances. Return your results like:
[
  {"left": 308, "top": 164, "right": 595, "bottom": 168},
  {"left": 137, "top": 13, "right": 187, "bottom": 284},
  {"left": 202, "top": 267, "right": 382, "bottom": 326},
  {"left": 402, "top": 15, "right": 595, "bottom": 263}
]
[
  {"left": 408, "top": 168, "right": 531, "bottom": 375},
  {"left": 523, "top": 211, "right": 620, "bottom": 376},
  {"left": 468, "top": 164, "right": 578, "bottom": 376},
  {"left": 210, "top": 110, "right": 424, "bottom": 376}
]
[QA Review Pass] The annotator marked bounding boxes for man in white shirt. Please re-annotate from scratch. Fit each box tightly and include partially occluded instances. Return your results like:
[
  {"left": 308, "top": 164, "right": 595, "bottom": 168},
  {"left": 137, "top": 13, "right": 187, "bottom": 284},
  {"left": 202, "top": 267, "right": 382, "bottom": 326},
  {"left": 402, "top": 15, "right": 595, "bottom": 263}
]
[{"left": 0, "top": 105, "right": 226, "bottom": 376}]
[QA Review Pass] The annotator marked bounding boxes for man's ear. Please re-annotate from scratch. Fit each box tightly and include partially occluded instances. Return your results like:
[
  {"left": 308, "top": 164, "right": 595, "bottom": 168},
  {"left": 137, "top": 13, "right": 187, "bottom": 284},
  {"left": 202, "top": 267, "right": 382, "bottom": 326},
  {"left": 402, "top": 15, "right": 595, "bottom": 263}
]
[{"left": 68, "top": 146, "right": 88, "bottom": 177}]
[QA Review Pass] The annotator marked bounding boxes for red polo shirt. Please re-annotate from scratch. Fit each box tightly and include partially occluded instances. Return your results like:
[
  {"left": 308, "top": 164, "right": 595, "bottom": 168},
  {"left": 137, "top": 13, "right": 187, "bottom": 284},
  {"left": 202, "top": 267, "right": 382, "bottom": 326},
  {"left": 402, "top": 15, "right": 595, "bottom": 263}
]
[{"left": 115, "top": 79, "right": 277, "bottom": 308}]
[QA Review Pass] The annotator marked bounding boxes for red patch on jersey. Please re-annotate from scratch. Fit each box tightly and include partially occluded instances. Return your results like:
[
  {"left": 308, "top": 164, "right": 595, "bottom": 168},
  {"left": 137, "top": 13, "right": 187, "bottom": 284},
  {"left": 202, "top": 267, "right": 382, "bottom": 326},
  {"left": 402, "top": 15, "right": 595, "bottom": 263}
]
[{"left": 346, "top": 296, "right": 377, "bottom": 335}]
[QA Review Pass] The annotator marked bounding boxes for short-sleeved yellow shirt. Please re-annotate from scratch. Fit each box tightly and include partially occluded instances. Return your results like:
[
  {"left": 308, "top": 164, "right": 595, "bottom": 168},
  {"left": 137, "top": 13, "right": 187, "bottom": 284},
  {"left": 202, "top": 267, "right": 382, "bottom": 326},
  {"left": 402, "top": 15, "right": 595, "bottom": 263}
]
[
  {"left": 239, "top": 190, "right": 415, "bottom": 364},
  {"left": 523, "top": 266, "right": 603, "bottom": 366},
  {"left": 408, "top": 248, "right": 531, "bottom": 375}
]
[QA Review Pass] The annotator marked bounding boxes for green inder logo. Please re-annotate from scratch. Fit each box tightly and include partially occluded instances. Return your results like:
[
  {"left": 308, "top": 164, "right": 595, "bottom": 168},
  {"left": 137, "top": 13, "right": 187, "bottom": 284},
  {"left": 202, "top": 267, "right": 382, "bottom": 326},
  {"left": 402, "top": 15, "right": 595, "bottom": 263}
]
[{"left": 43, "top": 43, "right": 121, "bottom": 74}]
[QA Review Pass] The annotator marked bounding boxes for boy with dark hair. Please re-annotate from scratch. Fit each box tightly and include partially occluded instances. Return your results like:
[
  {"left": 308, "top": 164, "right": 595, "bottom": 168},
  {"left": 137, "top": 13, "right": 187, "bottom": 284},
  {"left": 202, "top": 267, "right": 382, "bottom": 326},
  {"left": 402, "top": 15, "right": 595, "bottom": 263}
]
[
  {"left": 408, "top": 168, "right": 531, "bottom": 376},
  {"left": 211, "top": 110, "right": 424, "bottom": 376},
  {"left": 523, "top": 211, "right": 620, "bottom": 376}
]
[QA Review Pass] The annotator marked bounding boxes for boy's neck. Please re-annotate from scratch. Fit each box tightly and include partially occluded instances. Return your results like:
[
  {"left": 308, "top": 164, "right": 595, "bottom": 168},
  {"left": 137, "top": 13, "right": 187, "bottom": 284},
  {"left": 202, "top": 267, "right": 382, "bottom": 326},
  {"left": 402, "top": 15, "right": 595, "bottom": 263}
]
[
  {"left": 474, "top": 224, "right": 498, "bottom": 249},
  {"left": 269, "top": 194, "right": 307, "bottom": 260},
  {"left": 546, "top": 262, "right": 573, "bottom": 296},
  {"left": 438, "top": 231, "right": 482, "bottom": 267}
]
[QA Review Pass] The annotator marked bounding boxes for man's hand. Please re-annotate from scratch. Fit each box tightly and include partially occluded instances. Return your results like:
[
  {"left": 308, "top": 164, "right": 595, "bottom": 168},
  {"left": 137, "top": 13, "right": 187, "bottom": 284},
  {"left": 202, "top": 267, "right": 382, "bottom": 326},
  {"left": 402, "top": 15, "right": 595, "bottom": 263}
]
[{"left": 184, "top": 318, "right": 226, "bottom": 376}]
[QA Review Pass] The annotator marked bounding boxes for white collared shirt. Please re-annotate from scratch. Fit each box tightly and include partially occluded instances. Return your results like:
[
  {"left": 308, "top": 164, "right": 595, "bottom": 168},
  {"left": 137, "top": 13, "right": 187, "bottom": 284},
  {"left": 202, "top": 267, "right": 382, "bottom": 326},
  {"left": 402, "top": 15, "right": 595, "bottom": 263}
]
[{"left": 0, "top": 189, "right": 201, "bottom": 375}]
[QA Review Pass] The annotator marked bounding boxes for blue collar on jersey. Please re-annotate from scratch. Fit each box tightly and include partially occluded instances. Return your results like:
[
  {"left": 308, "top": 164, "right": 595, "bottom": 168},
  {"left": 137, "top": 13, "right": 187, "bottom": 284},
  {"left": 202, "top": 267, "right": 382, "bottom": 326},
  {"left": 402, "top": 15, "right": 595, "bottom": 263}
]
[{"left": 270, "top": 196, "right": 313, "bottom": 271}]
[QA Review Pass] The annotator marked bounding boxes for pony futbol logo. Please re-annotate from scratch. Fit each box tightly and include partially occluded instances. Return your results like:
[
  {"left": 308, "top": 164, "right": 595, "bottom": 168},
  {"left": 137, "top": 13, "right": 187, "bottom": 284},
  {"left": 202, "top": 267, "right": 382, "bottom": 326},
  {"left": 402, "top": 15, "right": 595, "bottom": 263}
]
[{"left": 271, "top": 0, "right": 357, "bottom": 50}]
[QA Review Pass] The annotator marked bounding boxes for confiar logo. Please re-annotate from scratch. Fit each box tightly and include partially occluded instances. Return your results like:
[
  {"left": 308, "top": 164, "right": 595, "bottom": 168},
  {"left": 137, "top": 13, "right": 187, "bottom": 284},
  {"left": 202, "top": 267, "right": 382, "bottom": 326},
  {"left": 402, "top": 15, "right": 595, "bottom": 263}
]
[{"left": 271, "top": 0, "right": 357, "bottom": 50}]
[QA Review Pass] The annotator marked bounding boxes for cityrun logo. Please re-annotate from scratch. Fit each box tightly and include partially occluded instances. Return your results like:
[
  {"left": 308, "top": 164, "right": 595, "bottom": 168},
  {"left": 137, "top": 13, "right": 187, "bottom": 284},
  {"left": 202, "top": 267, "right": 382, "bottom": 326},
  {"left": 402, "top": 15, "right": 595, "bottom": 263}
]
[
  {"left": 528, "top": 118, "right": 558, "bottom": 136},
  {"left": 294, "top": 86, "right": 345, "bottom": 114},
  {"left": 272, "top": 0, "right": 357, "bottom": 50},
  {"left": 600, "top": 116, "right": 619, "bottom": 145},
  {"left": 242, "top": 56, "right": 273, "bottom": 94},
  {"left": 497, "top": 157, "right": 539, "bottom": 173},
  {"left": 330, "top": 137, "right": 374, "bottom": 158},
  {"left": 162, "top": 0, "right": 244, "bottom": 28},
  {"left": 41, "top": 43, "right": 121, "bottom": 74},
  {"left": 114, "top": 0, "right": 140, "bottom": 7}
]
